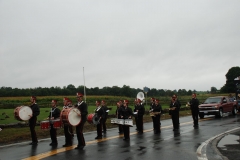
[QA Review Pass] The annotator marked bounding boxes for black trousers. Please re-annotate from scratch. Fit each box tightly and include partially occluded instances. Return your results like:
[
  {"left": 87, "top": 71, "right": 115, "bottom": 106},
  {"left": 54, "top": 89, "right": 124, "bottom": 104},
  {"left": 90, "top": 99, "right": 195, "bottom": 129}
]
[
  {"left": 76, "top": 120, "right": 86, "bottom": 147},
  {"left": 118, "top": 124, "right": 123, "bottom": 132},
  {"left": 50, "top": 124, "right": 57, "bottom": 143},
  {"left": 29, "top": 117, "right": 38, "bottom": 142},
  {"left": 135, "top": 117, "right": 139, "bottom": 130},
  {"left": 192, "top": 109, "right": 199, "bottom": 126},
  {"left": 171, "top": 112, "right": 179, "bottom": 129},
  {"left": 136, "top": 116, "right": 143, "bottom": 132},
  {"left": 97, "top": 119, "right": 103, "bottom": 137},
  {"left": 64, "top": 125, "right": 72, "bottom": 145},
  {"left": 153, "top": 115, "right": 160, "bottom": 133},
  {"left": 122, "top": 125, "right": 130, "bottom": 139},
  {"left": 102, "top": 118, "right": 107, "bottom": 132}
]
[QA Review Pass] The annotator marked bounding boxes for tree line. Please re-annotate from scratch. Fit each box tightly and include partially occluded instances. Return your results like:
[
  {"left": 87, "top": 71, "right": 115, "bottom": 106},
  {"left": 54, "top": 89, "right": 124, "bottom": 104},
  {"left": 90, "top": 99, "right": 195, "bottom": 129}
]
[
  {"left": 0, "top": 84, "right": 197, "bottom": 97},
  {"left": 1, "top": 66, "right": 239, "bottom": 98}
]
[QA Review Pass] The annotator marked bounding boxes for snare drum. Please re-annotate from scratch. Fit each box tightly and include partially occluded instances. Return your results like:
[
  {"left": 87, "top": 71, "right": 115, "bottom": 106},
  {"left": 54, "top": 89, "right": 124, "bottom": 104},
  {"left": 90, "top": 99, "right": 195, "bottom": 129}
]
[
  {"left": 61, "top": 108, "right": 81, "bottom": 126},
  {"left": 110, "top": 118, "right": 118, "bottom": 124},
  {"left": 52, "top": 119, "right": 62, "bottom": 129},
  {"left": 116, "top": 119, "right": 124, "bottom": 125},
  {"left": 14, "top": 106, "right": 33, "bottom": 121},
  {"left": 87, "top": 113, "right": 95, "bottom": 124},
  {"left": 87, "top": 113, "right": 99, "bottom": 125},
  {"left": 40, "top": 120, "right": 50, "bottom": 129},
  {"left": 124, "top": 119, "right": 133, "bottom": 126}
]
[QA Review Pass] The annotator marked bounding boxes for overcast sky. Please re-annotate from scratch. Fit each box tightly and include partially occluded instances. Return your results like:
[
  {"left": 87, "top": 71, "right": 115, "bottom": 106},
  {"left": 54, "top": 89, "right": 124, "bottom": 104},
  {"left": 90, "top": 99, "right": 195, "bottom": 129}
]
[{"left": 0, "top": 0, "right": 239, "bottom": 92}]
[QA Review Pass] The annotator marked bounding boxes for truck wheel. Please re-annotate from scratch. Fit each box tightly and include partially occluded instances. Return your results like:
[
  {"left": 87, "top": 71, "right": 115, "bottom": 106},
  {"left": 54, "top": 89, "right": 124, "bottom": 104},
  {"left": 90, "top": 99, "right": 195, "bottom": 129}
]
[
  {"left": 219, "top": 108, "right": 223, "bottom": 118},
  {"left": 232, "top": 106, "right": 237, "bottom": 115},
  {"left": 199, "top": 113, "right": 204, "bottom": 119}
]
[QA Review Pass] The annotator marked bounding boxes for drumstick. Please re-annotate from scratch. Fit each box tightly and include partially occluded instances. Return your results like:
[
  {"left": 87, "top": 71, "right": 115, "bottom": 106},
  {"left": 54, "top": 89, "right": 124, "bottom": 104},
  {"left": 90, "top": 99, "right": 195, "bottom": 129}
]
[{"left": 73, "top": 109, "right": 81, "bottom": 116}]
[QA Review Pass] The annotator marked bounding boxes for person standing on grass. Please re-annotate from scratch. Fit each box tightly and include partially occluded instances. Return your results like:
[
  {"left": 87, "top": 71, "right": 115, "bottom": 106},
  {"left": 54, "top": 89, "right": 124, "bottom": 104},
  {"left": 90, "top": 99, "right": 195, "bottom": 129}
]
[{"left": 28, "top": 96, "right": 40, "bottom": 145}]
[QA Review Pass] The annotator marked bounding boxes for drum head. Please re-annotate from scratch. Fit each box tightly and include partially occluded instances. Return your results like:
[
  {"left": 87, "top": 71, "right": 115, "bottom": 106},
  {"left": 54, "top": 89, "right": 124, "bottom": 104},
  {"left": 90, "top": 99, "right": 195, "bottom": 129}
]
[
  {"left": 68, "top": 108, "right": 81, "bottom": 126},
  {"left": 19, "top": 106, "right": 33, "bottom": 121}
]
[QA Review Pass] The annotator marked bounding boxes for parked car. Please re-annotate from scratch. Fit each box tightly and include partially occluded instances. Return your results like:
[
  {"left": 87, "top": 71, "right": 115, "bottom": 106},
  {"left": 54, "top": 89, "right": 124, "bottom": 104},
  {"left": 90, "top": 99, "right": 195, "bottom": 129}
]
[{"left": 198, "top": 96, "right": 238, "bottom": 119}]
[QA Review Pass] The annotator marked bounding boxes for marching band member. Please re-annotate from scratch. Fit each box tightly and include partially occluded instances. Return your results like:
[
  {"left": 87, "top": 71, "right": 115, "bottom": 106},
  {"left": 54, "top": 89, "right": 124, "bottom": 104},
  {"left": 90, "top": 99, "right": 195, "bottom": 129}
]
[
  {"left": 95, "top": 101, "right": 104, "bottom": 139},
  {"left": 152, "top": 99, "right": 161, "bottom": 134},
  {"left": 134, "top": 99, "right": 145, "bottom": 134},
  {"left": 101, "top": 100, "right": 109, "bottom": 134},
  {"left": 47, "top": 100, "right": 60, "bottom": 146},
  {"left": 149, "top": 97, "right": 155, "bottom": 128},
  {"left": 29, "top": 96, "right": 40, "bottom": 145},
  {"left": 116, "top": 102, "right": 123, "bottom": 133},
  {"left": 62, "top": 97, "right": 73, "bottom": 147},
  {"left": 133, "top": 99, "right": 138, "bottom": 131},
  {"left": 119, "top": 100, "right": 133, "bottom": 140},
  {"left": 189, "top": 93, "right": 199, "bottom": 128},
  {"left": 169, "top": 95, "right": 180, "bottom": 131},
  {"left": 75, "top": 92, "right": 88, "bottom": 150}
]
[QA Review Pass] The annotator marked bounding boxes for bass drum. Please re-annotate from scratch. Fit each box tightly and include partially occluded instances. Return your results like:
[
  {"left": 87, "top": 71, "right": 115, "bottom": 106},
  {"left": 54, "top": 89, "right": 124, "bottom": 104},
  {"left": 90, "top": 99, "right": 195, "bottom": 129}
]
[
  {"left": 87, "top": 113, "right": 99, "bottom": 125},
  {"left": 61, "top": 108, "right": 81, "bottom": 126},
  {"left": 14, "top": 106, "right": 33, "bottom": 121}
]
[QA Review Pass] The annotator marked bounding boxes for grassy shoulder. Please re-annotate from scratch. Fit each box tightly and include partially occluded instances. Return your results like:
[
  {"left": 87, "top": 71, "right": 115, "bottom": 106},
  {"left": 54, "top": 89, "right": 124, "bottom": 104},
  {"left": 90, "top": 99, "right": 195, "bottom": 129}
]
[{"left": 0, "top": 110, "right": 191, "bottom": 146}]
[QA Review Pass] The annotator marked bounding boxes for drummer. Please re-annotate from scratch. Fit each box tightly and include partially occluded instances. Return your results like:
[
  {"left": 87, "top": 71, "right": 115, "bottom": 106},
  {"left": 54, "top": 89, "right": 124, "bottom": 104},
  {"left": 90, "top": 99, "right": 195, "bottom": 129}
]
[
  {"left": 47, "top": 100, "right": 61, "bottom": 146},
  {"left": 101, "top": 100, "right": 110, "bottom": 134},
  {"left": 75, "top": 92, "right": 88, "bottom": 150},
  {"left": 95, "top": 100, "right": 104, "bottom": 139},
  {"left": 116, "top": 102, "right": 123, "bottom": 134},
  {"left": 119, "top": 100, "right": 133, "bottom": 141},
  {"left": 62, "top": 97, "right": 74, "bottom": 147},
  {"left": 29, "top": 96, "right": 40, "bottom": 145}
]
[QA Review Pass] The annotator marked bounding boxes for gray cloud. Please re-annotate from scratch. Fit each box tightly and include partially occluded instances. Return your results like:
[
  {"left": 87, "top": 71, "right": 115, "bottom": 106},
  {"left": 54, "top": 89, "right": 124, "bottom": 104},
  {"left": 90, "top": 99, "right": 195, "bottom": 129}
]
[{"left": 0, "top": 0, "right": 240, "bottom": 91}]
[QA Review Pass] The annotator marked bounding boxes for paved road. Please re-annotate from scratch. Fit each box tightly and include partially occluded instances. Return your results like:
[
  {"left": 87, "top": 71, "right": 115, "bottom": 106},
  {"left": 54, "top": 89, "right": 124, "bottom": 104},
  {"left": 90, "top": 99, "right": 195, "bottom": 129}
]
[{"left": 0, "top": 114, "right": 240, "bottom": 160}]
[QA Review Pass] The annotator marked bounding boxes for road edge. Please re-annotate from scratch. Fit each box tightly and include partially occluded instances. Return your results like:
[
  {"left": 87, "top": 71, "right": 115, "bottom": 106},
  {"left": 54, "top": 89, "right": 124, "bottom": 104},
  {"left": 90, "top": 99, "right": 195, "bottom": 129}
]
[{"left": 196, "top": 127, "right": 240, "bottom": 160}]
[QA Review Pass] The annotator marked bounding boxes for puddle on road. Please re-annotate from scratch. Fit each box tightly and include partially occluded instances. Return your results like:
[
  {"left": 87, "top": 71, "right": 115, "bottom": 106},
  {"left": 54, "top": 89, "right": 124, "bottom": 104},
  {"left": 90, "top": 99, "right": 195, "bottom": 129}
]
[{"left": 217, "top": 134, "right": 240, "bottom": 150}]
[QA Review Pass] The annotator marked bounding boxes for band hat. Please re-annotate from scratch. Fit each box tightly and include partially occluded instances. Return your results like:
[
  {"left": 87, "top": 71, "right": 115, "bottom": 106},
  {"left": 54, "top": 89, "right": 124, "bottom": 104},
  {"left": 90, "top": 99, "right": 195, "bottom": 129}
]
[
  {"left": 137, "top": 99, "right": 142, "bottom": 103},
  {"left": 96, "top": 101, "right": 100, "bottom": 104},
  {"left": 31, "top": 96, "right": 36, "bottom": 100},
  {"left": 76, "top": 92, "right": 83, "bottom": 97},
  {"left": 123, "top": 100, "right": 129, "bottom": 104},
  {"left": 155, "top": 99, "right": 160, "bottom": 102},
  {"left": 63, "top": 97, "right": 69, "bottom": 101},
  {"left": 101, "top": 100, "right": 106, "bottom": 103},
  {"left": 51, "top": 100, "right": 57, "bottom": 103}
]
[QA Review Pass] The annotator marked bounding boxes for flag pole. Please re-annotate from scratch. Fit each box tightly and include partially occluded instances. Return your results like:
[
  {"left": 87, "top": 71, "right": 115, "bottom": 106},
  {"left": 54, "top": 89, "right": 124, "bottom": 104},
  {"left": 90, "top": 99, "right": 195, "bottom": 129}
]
[{"left": 83, "top": 67, "right": 86, "bottom": 102}]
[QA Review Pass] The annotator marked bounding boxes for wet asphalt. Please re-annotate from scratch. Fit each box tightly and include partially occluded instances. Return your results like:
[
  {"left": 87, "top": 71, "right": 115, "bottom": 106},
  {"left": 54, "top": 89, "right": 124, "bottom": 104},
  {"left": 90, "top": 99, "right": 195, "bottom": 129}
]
[{"left": 0, "top": 114, "right": 240, "bottom": 160}]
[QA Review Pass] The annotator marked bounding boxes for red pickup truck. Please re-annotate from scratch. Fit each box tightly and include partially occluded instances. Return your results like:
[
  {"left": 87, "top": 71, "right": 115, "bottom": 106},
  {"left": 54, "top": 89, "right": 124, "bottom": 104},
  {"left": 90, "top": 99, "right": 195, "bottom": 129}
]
[{"left": 198, "top": 96, "right": 238, "bottom": 118}]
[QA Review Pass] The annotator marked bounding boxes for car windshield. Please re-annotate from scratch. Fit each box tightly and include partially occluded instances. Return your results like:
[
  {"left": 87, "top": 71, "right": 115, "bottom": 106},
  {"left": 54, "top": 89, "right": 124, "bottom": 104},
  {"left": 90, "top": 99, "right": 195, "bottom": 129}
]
[{"left": 204, "top": 97, "right": 222, "bottom": 104}]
